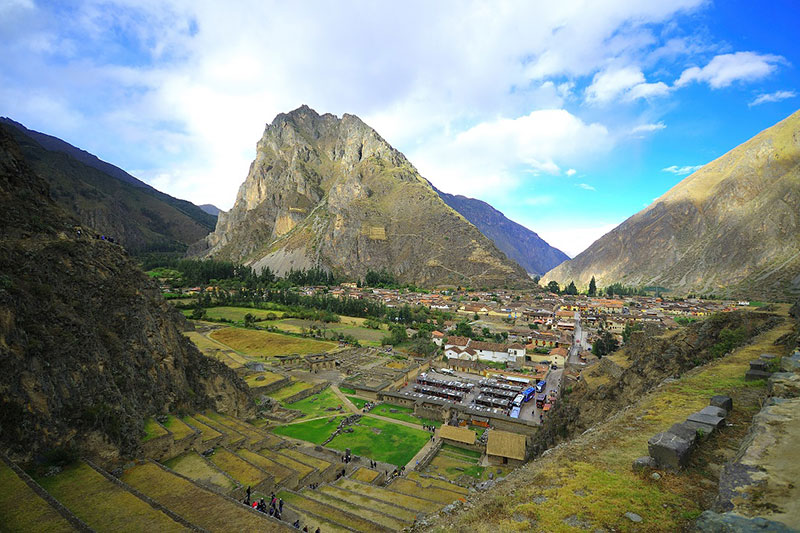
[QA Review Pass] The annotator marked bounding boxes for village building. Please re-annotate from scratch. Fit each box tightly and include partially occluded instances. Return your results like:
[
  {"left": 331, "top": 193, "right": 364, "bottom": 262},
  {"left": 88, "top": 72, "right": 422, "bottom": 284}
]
[
  {"left": 437, "top": 425, "right": 477, "bottom": 450},
  {"left": 486, "top": 429, "right": 528, "bottom": 466}
]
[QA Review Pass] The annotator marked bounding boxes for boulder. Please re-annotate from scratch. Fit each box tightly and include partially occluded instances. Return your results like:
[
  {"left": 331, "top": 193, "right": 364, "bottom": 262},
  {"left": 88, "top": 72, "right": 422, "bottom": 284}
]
[
  {"left": 699, "top": 405, "right": 728, "bottom": 419},
  {"left": 632, "top": 456, "right": 657, "bottom": 472},
  {"left": 696, "top": 511, "right": 796, "bottom": 532},
  {"left": 648, "top": 432, "right": 692, "bottom": 470},
  {"left": 710, "top": 395, "right": 733, "bottom": 412},
  {"left": 768, "top": 372, "right": 800, "bottom": 398},
  {"left": 781, "top": 352, "right": 800, "bottom": 372}
]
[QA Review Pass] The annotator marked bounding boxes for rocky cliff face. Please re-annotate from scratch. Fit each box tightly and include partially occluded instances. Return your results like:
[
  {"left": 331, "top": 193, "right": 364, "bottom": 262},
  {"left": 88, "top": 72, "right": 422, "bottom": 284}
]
[
  {"left": 434, "top": 187, "right": 569, "bottom": 275},
  {"left": 544, "top": 110, "right": 800, "bottom": 300},
  {"left": 0, "top": 126, "right": 253, "bottom": 464},
  {"left": 198, "top": 105, "right": 531, "bottom": 287},
  {"left": 1, "top": 119, "right": 216, "bottom": 255}
]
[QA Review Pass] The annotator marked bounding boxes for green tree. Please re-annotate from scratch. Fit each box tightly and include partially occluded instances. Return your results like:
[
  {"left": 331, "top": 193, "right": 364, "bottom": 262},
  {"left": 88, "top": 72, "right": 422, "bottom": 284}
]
[
  {"left": 191, "top": 306, "right": 206, "bottom": 320},
  {"left": 565, "top": 281, "right": 578, "bottom": 295},
  {"left": 547, "top": 280, "right": 560, "bottom": 294},
  {"left": 592, "top": 331, "right": 619, "bottom": 358},
  {"left": 588, "top": 276, "right": 597, "bottom": 297},
  {"left": 622, "top": 322, "right": 643, "bottom": 343},
  {"left": 243, "top": 313, "right": 256, "bottom": 328},
  {"left": 454, "top": 320, "right": 473, "bottom": 338}
]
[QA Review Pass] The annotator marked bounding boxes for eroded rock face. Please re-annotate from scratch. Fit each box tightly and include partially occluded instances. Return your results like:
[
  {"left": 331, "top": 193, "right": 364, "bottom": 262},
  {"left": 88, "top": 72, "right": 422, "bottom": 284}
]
[
  {"left": 200, "top": 105, "right": 531, "bottom": 287},
  {"left": 544, "top": 110, "right": 800, "bottom": 300},
  {"left": 0, "top": 127, "right": 253, "bottom": 464}
]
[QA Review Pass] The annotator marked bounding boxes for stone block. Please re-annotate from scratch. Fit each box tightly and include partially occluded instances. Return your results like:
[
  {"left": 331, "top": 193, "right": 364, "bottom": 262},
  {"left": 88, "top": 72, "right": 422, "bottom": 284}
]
[
  {"left": 667, "top": 422, "right": 699, "bottom": 446},
  {"left": 749, "top": 360, "right": 768, "bottom": 371},
  {"left": 709, "top": 395, "right": 733, "bottom": 412},
  {"left": 699, "top": 405, "right": 728, "bottom": 419},
  {"left": 745, "top": 369, "right": 772, "bottom": 381},
  {"left": 687, "top": 412, "right": 725, "bottom": 430},
  {"left": 632, "top": 456, "right": 657, "bottom": 472},
  {"left": 648, "top": 432, "right": 692, "bottom": 469},
  {"left": 759, "top": 353, "right": 778, "bottom": 361}
]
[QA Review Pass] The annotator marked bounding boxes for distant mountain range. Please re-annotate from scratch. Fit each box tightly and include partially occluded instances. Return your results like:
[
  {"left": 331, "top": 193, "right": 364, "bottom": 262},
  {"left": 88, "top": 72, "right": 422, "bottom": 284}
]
[
  {"left": 199, "top": 204, "right": 221, "bottom": 216},
  {"left": 434, "top": 188, "right": 568, "bottom": 276},
  {"left": 544, "top": 109, "right": 800, "bottom": 300},
  {"left": 0, "top": 118, "right": 216, "bottom": 255},
  {"left": 196, "top": 105, "right": 535, "bottom": 287}
]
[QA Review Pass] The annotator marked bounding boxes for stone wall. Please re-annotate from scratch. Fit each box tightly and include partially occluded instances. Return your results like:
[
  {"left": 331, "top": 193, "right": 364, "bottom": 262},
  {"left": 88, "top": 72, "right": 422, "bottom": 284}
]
[{"left": 282, "top": 382, "right": 329, "bottom": 405}]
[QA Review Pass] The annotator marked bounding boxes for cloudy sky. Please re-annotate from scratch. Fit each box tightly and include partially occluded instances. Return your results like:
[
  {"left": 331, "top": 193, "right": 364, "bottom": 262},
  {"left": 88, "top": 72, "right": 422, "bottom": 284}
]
[{"left": 1, "top": 0, "right": 798, "bottom": 257}]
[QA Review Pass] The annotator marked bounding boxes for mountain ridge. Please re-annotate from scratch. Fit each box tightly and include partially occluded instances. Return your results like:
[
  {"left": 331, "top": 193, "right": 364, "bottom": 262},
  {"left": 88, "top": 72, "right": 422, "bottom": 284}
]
[{"left": 544, "top": 109, "right": 800, "bottom": 300}]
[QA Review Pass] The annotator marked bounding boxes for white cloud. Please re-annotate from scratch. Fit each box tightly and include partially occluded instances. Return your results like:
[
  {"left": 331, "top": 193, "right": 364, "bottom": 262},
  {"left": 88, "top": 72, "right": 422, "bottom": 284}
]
[
  {"left": 662, "top": 164, "right": 703, "bottom": 175},
  {"left": 585, "top": 65, "right": 670, "bottom": 104},
  {"left": 631, "top": 122, "right": 666, "bottom": 134},
  {"left": 675, "top": 51, "right": 786, "bottom": 89},
  {"left": 578, "top": 183, "right": 596, "bottom": 191},
  {"left": 749, "top": 90, "right": 796, "bottom": 107},
  {"left": 413, "top": 109, "right": 611, "bottom": 197},
  {"left": 536, "top": 221, "right": 623, "bottom": 258},
  {"left": 565, "top": 168, "right": 577, "bottom": 176}
]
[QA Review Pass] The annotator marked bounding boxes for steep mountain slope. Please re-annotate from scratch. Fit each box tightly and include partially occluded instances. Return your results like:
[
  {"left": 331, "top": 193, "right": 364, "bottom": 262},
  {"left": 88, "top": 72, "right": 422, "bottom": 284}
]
[
  {"left": 434, "top": 187, "right": 569, "bottom": 275},
  {"left": 0, "top": 126, "right": 252, "bottom": 463},
  {"left": 199, "top": 204, "right": 221, "bottom": 216},
  {"left": 544, "top": 110, "right": 800, "bottom": 300},
  {"left": 198, "top": 105, "right": 531, "bottom": 287},
  {"left": 0, "top": 118, "right": 216, "bottom": 254}
]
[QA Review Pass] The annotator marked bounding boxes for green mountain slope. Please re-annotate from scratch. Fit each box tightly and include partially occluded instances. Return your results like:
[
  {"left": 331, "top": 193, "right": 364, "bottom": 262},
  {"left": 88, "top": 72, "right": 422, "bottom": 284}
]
[{"left": 544, "top": 109, "right": 800, "bottom": 300}]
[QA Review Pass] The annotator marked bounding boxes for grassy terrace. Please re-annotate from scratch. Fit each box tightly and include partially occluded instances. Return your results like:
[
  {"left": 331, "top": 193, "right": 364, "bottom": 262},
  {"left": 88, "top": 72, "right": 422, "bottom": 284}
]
[
  {"left": 162, "top": 415, "right": 195, "bottom": 440},
  {"left": 319, "top": 484, "right": 418, "bottom": 522},
  {"left": 36, "top": 461, "right": 186, "bottom": 532},
  {"left": 183, "top": 331, "right": 247, "bottom": 369},
  {"left": 433, "top": 312, "right": 794, "bottom": 532},
  {"left": 268, "top": 380, "right": 315, "bottom": 401},
  {"left": 300, "top": 488, "right": 409, "bottom": 531},
  {"left": 209, "top": 327, "right": 336, "bottom": 357},
  {"left": 278, "top": 490, "right": 387, "bottom": 533},
  {"left": 206, "top": 448, "right": 267, "bottom": 488},
  {"left": 121, "top": 462, "right": 280, "bottom": 531},
  {"left": 281, "top": 448, "right": 331, "bottom": 471},
  {"left": 351, "top": 467, "right": 380, "bottom": 483},
  {"left": 272, "top": 416, "right": 342, "bottom": 445},
  {"left": 236, "top": 449, "right": 293, "bottom": 484},
  {"left": 193, "top": 413, "right": 245, "bottom": 446},
  {"left": 244, "top": 371, "right": 284, "bottom": 388},
  {"left": 271, "top": 452, "right": 315, "bottom": 480},
  {"left": 203, "top": 412, "right": 264, "bottom": 446},
  {"left": 0, "top": 462, "right": 76, "bottom": 533},
  {"left": 142, "top": 417, "right": 168, "bottom": 442},
  {"left": 371, "top": 403, "right": 442, "bottom": 427},
  {"left": 326, "top": 417, "right": 430, "bottom": 467},
  {"left": 407, "top": 471, "right": 469, "bottom": 495},
  {"left": 284, "top": 388, "right": 346, "bottom": 420},
  {"left": 335, "top": 478, "right": 439, "bottom": 512},
  {"left": 389, "top": 477, "right": 462, "bottom": 505},
  {"left": 163, "top": 452, "right": 236, "bottom": 493},
  {"left": 182, "top": 415, "right": 221, "bottom": 442}
]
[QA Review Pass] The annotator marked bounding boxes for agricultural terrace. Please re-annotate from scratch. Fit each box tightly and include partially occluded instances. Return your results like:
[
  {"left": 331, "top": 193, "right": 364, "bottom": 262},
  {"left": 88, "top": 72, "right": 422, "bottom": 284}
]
[
  {"left": 370, "top": 403, "right": 442, "bottom": 427},
  {"left": 183, "top": 331, "right": 248, "bottom": 368},
  {"left": 283, "top": 388, "right": 347, "bottom": 420},
  {"left": 275, "top": 318, "right": 386, "bottom": 346},
  {"left": 424, "top": 444, "right": 503, "bottom": 482},
  {"left": 181, "top": 306, "right": 285, "bottom": 322},
  {"left": 326, "top": 417, "right": 429, "bottom": 466},
  {"left": 272, "top": 416, "right": 343, "bottom": 445},
  {"left": 209, "top": 327, "right": 336, "bottom": 357},
  {"left": 0, "top": 462, "right": 75, "bottom": 533},
  {"left": 243, "top": 371, "right": 284, "bottom": 389},
  {"left": 267, "top": 380, "right": 315, "bottom": 401}
]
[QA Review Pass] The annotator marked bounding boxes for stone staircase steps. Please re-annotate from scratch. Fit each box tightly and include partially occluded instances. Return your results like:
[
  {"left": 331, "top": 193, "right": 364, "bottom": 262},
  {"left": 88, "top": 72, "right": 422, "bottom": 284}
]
[
  {"left": 121, "top": 461, "right": 291, "bottom": 532},
  {"left": 278, "top": 489, "right": 393, "bottom": 533},
  {"left": 300, "top": 486, "right": 410, "bottom": 530},
  {"left": 35, "top": 460, "right": 191, "bottom": 532},
  {"left": 0, "top": 457, "right": 88, "bottom": 533}
]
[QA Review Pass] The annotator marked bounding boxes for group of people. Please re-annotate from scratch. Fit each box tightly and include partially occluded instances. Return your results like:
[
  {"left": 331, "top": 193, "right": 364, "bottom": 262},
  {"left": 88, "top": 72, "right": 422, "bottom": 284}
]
[
  {"left": 369, "top": 459, "right": 378, "bottom": 468},
  {"left": 291, "top": 521, "right": 320, "bottom": 532},
  {"left": 360, "top": 401, "right": 376, "bottom": 413},
  {"left": 243, "top": 488, "right": 284, "bottom": 521}
]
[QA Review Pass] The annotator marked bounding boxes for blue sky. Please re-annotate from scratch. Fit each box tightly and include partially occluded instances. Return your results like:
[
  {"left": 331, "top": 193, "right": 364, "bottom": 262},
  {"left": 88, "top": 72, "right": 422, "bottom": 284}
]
[{"left": 1, "top": 0, "right": 798, "bottom": 257}]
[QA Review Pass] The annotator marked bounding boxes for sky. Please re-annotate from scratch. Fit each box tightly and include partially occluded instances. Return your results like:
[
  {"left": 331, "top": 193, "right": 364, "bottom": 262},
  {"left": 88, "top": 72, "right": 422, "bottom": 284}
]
[{"left": 1, "top": 0, "right": 799, "bottom": 257}]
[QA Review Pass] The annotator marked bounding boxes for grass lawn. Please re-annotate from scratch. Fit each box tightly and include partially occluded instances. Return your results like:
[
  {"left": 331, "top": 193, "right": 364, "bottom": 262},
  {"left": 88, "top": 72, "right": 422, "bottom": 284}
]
[
  {"left": 272, "top": 416, "right": 342, "bottom": 445},
  {"left": 268, "top": 380, "right": 315, "bottom": 401},
  {"left": 182, "top": 415, "right": 221, "bottom": 442},
  {"left": 284, "top": 388, "right": 346, "bottom": 420},
  {"left": 210, "top": 327, "right": 336, "bottom": 357},
  {"left": 142, "top": 417, "right": 168, "bottom": 442},
  {"left": 277, "top": 318, "right": 386, "bottom": 346},
  {"left": 0, "top": 462, "right": 75, "bottom": 533},
  {"left": 36, "top": 461, "right": 185, "bottom": 532},
  {"left": 244, "top": 371, "right": 284, "bottom": 388},
  {"left": 206, "top": 448, "right": 267, "bottom": 487},
  {"left": 334, "top": 478, "right": 439, "bottom": 512},
  {"left": 163, "top": 452, "right": 236, "bottom": 494},
  {"left": 326, "top": 417, "right": 429, "bottom": 466},
  {"left": 161, "top": 414, "right": 194, "bottom": 440},
  {"left": 319, "top": 485, "right": 417, "bottom": 522},
  {"left": 371, "top": 403, "right": 442, "bottom": 427},
  {"left": 348, "top": 396, "right": 368, "bottom": 409},
  {"left": 183, "top": 331, "right": 246, "bottom": 369},
  {"left": 339, "top": 387, "right": 356, "bottom": 394},
  {"left": 389, "top": 477, "right": 462, "bottom": 505}
]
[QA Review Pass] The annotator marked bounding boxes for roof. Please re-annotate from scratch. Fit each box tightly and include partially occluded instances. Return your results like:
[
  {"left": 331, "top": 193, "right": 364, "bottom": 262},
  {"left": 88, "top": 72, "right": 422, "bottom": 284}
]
[
  {"left": 486, "top": 430, "right": 527, "bottom": 461},
  {"left": 431, "top": 330, "right": 444, "bottom": 337},
  {"left": 469, "top": 340, "right": 508, "bottom": 352},
  {"left": 444, "top": 336, "right": 470, "bottom": 347},
  {"left": 438, "top": 425, "right": 476, "bottom": 445}
]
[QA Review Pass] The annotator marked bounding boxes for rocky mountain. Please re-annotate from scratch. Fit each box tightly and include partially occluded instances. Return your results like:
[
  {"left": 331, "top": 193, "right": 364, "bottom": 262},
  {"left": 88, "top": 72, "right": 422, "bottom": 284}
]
[
  {"left": 197, "top": 105, "right": 532, "bottom": 287},
  {"left": 434, "top": 187, "right": 569, "bottom": 275},
  {"left": 544, "top": 110, "right": 800, "bottom": 300},
  {"left": 0, "top": 125, "right": 252, "bottom": 463},
  {"left": 199, "top": 203, "right": 221, "bottom": 216},
  {"left": 0, "top": 118, "right": 216, "bottom": 255}
]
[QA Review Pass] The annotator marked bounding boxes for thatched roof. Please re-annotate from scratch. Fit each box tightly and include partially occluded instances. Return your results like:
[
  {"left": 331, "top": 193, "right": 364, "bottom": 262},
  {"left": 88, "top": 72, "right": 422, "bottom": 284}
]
[
  {"left": 438, "top": 425, "right": 476, "bottom": 445},
  {"left": 486, "top": 429, "right": 526, "bottom": 460}
]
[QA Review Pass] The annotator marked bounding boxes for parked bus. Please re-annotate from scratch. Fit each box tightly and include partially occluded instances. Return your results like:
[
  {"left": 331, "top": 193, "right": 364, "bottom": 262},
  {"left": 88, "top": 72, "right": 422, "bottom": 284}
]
[
  {"left": 535, "top": 393, "right": 547, "bottom": 409},
  {"left": 509, "top": 406, "right": 521, "bottom": 418},
  {"left": 535, "top": 380, "right": 547, "bottom": 393}
]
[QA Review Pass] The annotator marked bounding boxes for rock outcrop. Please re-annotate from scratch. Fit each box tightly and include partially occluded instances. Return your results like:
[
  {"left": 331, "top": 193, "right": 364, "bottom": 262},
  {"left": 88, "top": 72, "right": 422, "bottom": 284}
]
[
  {"left": 544, "top": 109, "right": 800, "bottom": 300},
  {"left": 434, "top": 187, "right": 569, "bottom": 276},
  {"left": 0, "top": 126, "right": 252, "bottom": 464},
  {"left": 197, "top": 105, "right": 532, "bottom": 287}
]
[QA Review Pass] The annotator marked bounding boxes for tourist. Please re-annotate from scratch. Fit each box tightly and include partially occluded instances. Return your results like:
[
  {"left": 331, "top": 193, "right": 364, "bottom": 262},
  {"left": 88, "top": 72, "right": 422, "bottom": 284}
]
[
  {"left": 293, "top": 519, "right": 300, "bottom": 528},
  {"left": 246, "top": 486, "right": 251, "bottom": 501},
  {"left": 279, "top": 498, "right": 284, "bottom": 512}
]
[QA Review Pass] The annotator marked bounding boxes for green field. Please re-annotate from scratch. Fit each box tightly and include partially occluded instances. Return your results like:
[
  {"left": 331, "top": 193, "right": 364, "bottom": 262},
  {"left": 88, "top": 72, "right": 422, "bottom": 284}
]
[
  {"left": 209, "top": 327, "right": 336, "bottom": 357},
  {"left": 371, "top": 403, "right": 442, "bottom": 427},
  {"left": 0, "top": 462, "right": 76, "bottom": 533},
  {"left": 268, "top": 380, "right": 315, "bottom": 401},
  {"left": 272, "top": 416, "right": 342, "bottom": 444},
  {"left": 243, "top": 371, "right": 284, "bottom": 388},
  {"left": 326, "top": 417, "right": 429, "bottom": 466},
  {"left": 277, "top": 318, "right": 386, "bottom": 346},
  {"left": 142, "top": 417, "right": 168, "bottom": 442},
  {"left": 182, "top": 306, "right": 285, "bottom": 323},
  {"left": 347, "top": 396, "right": 368, "bottom": 409},
  {"left": 284, "top": 388, "right": 346, "bottom": 420}
]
